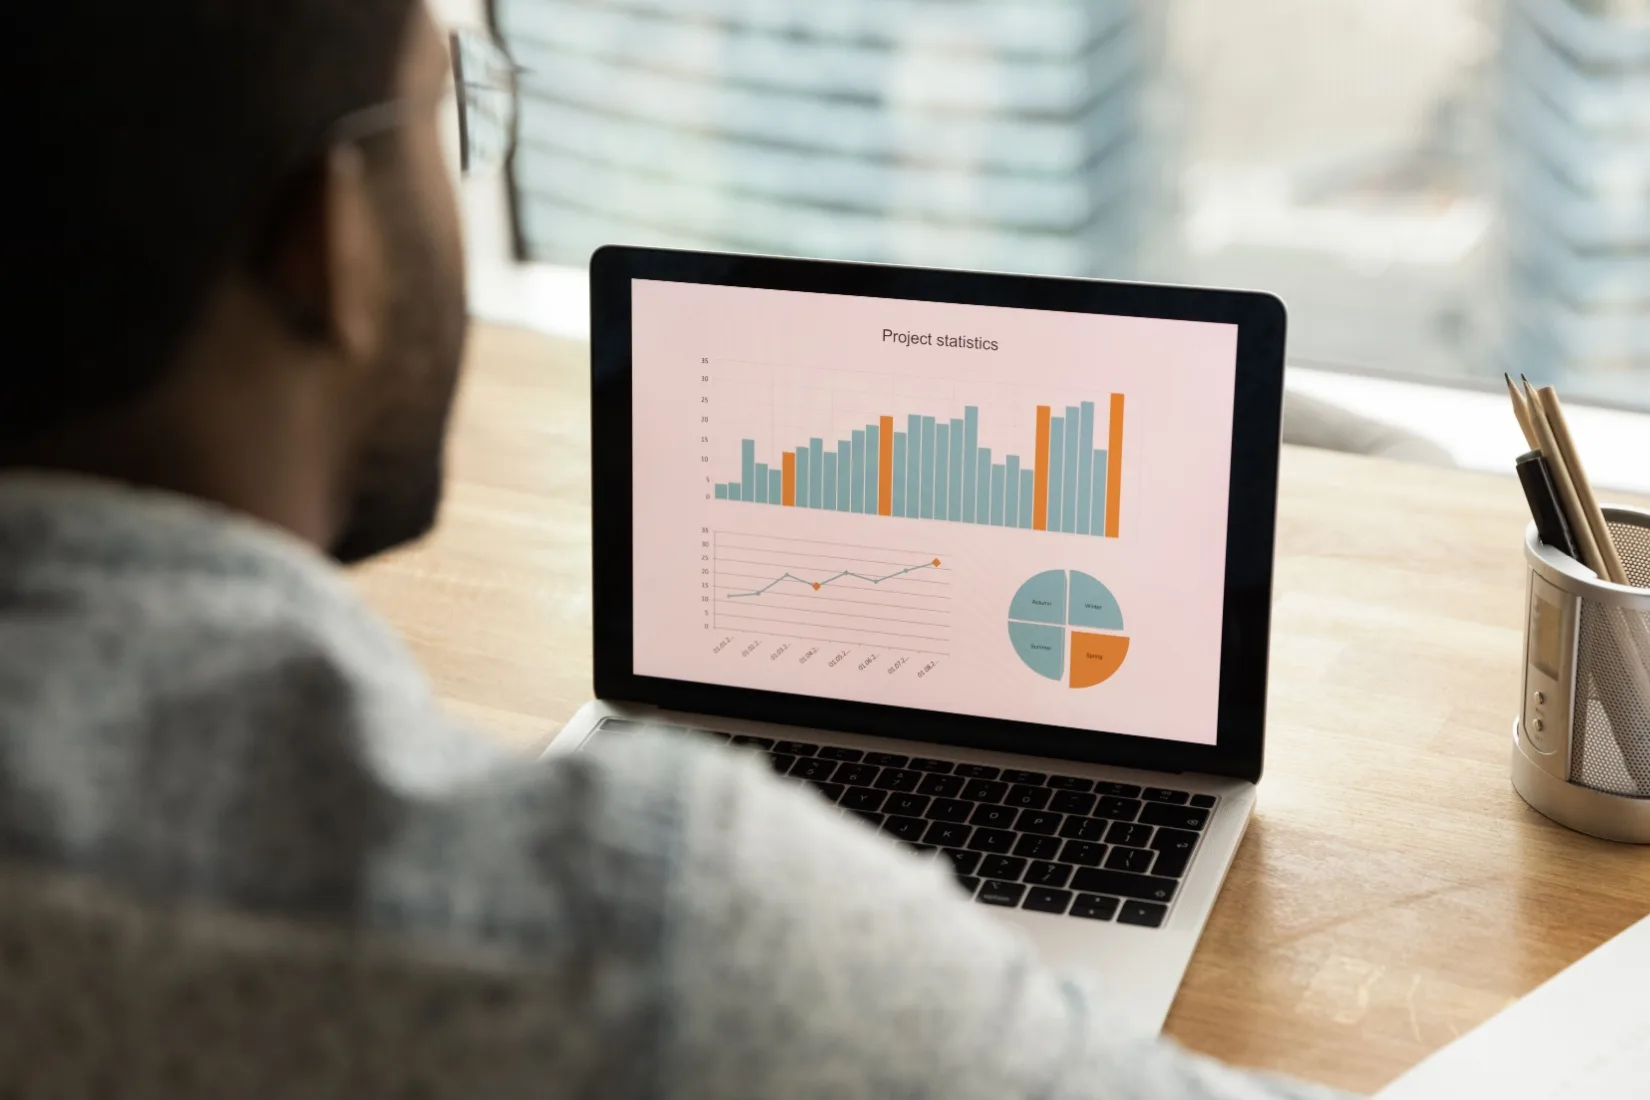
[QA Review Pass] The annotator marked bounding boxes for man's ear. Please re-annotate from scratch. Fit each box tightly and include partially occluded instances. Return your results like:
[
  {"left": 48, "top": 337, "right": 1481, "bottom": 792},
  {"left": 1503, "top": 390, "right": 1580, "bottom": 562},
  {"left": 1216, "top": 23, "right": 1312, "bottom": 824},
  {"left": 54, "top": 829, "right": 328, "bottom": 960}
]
[
  {"left": 317, "top": 144, "right": 386, "bottom": 365},
  {"left": 259, "top": 143, "right": 387, "bottom": 363}
]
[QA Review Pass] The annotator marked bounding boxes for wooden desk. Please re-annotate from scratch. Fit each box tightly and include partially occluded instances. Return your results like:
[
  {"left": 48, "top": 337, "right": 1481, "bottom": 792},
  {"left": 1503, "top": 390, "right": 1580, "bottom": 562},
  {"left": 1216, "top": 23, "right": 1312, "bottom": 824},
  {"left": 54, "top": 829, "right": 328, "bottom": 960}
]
[{"left": 355, "top": 322, "right": 1650, "bottom": 1096}]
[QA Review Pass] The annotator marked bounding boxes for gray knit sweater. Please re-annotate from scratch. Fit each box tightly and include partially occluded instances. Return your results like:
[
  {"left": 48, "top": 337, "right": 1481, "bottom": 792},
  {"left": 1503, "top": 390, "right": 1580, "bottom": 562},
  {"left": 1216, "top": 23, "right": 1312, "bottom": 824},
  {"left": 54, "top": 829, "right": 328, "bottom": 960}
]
[{"left": 0, "top": 476, "right": 1353, "bottom": 1099}]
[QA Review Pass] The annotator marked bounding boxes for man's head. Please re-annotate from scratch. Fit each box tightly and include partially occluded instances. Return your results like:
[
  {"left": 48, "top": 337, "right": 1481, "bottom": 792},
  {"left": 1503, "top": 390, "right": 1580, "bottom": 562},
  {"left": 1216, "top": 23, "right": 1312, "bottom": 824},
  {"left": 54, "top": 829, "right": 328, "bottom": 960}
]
[{"left": 8, "top": 0, "right": 468, "bottom": 562}]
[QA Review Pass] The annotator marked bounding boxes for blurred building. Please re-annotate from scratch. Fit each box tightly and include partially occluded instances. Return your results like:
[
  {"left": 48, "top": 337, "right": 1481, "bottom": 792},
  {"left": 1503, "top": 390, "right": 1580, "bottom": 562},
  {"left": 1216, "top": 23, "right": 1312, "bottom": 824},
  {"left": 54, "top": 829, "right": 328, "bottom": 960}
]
[
  {"left": 493, "top": 0, "right": 1155, "bottom": 277},
  {"left": 1500, "top": 0, "right": 1650, "bottom": 403}
]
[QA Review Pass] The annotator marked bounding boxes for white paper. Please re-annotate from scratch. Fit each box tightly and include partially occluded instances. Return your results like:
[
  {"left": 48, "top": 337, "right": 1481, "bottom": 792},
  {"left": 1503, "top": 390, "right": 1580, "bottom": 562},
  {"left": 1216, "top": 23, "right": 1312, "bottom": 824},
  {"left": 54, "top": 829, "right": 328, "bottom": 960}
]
[{"left": 1377, "top": 914, "right": 1650, "bottom": 1099}]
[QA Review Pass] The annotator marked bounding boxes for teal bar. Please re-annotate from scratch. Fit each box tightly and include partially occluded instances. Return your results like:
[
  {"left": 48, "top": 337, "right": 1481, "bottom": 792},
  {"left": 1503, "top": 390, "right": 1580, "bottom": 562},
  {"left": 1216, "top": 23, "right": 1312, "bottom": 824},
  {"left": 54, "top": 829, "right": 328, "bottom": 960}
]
[
  {"left": 1005, "top": 455, "right": 1021, "bottom": 527},
  {"left": 822, "top": 453, "right": 837, "bottom": 511},
  {"left": 741, "top": 439, "right": 756, "bottom": 502},
  {"left": 837, "top": 441, "right": 851, "bottom": 510},
  {"left": 947, "top": 418, "right": 964, "bottom": 520},
  {"left": 934, "top": 423, "right": 950, "bottom": 521},
  {"left": 1019, "top": 471, "right": 1034, "bottom": 527},
  {"left": 1091, "top": 450, "right": 1108, "bottom": 537},
  {"left": 975, "top": 447, "right": 991, "bottom": 521},
  {"left": 892, "top": 432, "right": 908, "bottom": 516},
  {"left": 990, "top": 464, "right": 1006, "bottom": 525},
  {"left": 851, "top": 430, "right": 866, "bottom": 514},
  {"left": 808, "top": 438, "right": 824, "bottom": 508},
  {"left": 715, "top": 484, "right": 729, "bottom": 500},
  {"left": 1076, "top": 401, "right": 1096, "bottom": 535},
  {"left": 906, "top": 415, "right": 922, "bottom": 518},
  {"left": 768, "top": 469, "right": 781, "bottom": 504},
  {"left": 1047, "top": 417, "right": 1064, "bottom": 531},
  {"left": 796, "top": 446, "right": 810, "bottom": 508},
  {"left": 962, "top": 407, "right": 979, "bottom": 523},
  {"left": 920, "top": 416, "right": 936, "bottom": 518},
  {"left": 866, "top": 424, "right": 880, "bottom": 514},
  {"left": 755, "top": 463, "right": 769, "bottom": 504},
  {"left": 1062, "top": 405, "right": 1081, "bottom": 533}
]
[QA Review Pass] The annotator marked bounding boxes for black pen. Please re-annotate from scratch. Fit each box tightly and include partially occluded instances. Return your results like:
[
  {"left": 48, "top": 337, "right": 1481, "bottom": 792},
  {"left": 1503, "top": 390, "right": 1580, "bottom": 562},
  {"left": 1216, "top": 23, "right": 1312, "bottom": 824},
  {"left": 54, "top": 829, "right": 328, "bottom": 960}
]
[{"left": 1516, "top": 449, "right": 1580, "bottom": 560}]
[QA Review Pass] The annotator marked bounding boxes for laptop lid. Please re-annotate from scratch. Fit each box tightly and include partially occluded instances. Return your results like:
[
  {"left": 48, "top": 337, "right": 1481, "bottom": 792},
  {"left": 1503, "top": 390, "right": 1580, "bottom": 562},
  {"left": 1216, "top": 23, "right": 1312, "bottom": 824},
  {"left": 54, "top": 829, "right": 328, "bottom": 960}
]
[{"left": 590, "top": 247, "right": 1286, "bottom": 783}]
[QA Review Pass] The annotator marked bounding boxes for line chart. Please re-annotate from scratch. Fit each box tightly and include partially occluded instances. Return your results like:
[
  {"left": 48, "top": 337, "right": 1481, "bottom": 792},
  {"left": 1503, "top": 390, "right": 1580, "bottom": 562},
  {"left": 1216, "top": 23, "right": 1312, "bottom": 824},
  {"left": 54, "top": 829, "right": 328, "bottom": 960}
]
[{"left": 713, "top": 532, "right": 952, "bottom": 655}]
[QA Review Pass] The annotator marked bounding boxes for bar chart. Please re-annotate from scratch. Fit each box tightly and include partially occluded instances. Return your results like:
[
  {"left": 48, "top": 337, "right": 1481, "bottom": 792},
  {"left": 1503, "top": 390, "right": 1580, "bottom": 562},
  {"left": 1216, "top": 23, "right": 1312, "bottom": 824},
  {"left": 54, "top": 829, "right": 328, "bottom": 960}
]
[{"left": 714, "top": 394, "right": 1127, "bottom": 538}]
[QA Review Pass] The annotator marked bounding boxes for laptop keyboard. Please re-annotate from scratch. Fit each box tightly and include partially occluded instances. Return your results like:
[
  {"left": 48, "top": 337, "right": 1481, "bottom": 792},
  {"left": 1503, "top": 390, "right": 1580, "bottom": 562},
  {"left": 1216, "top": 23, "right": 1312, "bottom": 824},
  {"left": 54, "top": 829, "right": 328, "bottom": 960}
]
[{"left": 595, "top": 718, "right": 1216, "bottom": 929}]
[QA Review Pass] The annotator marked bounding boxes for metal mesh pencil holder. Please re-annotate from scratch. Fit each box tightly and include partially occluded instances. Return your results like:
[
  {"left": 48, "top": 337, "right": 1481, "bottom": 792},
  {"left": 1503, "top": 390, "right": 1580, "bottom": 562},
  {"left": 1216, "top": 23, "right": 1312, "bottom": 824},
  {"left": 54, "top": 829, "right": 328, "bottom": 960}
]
[{"left": 1513, "top": 505, "right": 1650, "bottom": 843}]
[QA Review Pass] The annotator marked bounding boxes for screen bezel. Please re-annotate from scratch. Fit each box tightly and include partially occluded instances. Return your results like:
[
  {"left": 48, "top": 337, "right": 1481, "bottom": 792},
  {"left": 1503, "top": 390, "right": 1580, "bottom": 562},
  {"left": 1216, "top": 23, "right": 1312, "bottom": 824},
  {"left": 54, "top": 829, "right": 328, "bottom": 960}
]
[{"left": 590, "top": 246, "right": 1286, "bottom": 783}]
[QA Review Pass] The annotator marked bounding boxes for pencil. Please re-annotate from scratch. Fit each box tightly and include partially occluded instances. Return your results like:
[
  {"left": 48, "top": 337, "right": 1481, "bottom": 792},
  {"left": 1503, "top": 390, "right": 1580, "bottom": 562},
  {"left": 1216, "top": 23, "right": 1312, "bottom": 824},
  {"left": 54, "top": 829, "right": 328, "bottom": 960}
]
[
  {"left": 1533, "top": 384, "right": 1629, "bottom": 587},
  {"left": 1521, "top": 378, "right": 1604, "bottom": 576},
  {"left": 1504, "top": 373, "right": 1541, "bottom": 451}
]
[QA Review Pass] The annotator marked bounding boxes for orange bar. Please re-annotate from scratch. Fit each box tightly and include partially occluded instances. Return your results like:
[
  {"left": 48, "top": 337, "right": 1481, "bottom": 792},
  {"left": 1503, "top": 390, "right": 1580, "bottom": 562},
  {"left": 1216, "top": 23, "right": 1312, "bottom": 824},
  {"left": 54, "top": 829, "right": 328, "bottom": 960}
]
[
  {"left": 781, "top": 452, "right": 796, "bottom": 506},
  {"left": 1105, "top": 393, "right": 1125, "bottom": 537},
  {"left": 1032, "top": 406, "right": 1052, "bottom": 530},
  {"left": 877, "top": 416, "right": 894, "bottom": 516}
]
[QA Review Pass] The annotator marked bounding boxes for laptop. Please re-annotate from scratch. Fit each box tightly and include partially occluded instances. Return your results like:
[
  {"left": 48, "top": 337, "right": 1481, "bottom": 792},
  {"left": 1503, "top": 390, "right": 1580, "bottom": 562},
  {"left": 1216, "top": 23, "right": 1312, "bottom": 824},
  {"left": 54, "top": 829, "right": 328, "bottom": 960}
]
[{"left": 547, "top": 245, "right": 1288, "bottom": 1031}]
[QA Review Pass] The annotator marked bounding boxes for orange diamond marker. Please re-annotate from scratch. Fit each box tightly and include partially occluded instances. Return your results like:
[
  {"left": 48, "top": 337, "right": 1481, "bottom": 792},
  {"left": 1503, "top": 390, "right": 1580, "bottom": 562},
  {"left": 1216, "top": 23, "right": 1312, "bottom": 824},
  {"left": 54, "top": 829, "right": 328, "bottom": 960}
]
[
  {"left": 932, "top": 558, "right": 941, "bottom": 567},
  {"left": 812, "top": 582, "right": 821, "bottom": 590}
]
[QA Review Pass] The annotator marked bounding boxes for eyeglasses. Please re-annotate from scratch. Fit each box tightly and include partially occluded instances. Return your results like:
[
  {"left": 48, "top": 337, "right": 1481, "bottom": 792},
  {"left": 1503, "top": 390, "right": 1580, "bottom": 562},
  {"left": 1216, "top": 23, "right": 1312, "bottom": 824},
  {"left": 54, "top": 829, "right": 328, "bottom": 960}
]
[{"left": 327, "top": 28, "right": 522, "bottom": 177}]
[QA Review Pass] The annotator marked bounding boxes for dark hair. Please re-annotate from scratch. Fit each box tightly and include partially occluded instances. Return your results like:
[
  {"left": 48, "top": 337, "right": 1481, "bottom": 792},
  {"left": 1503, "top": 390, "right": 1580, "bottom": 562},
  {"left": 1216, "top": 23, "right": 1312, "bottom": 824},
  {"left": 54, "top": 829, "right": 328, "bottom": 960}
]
[{"left": 7, "top": 0, "right": 419, "bottom": 437}]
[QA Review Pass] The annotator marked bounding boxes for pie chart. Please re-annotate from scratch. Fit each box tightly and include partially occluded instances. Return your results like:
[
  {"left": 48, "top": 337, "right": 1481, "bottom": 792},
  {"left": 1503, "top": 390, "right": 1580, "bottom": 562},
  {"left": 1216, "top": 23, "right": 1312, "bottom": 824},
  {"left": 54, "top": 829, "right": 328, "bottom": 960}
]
[{"left": 1008, "top": 570, "right": 1130, "bottom": 688}]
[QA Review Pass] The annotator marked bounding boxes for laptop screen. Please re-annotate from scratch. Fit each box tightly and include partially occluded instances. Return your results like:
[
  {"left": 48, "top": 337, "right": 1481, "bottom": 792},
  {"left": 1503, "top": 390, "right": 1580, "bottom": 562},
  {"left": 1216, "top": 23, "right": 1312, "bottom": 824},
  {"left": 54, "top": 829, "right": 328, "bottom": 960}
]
[{"left": 629, "top": 278, "right": 1239, "bottom": 746}]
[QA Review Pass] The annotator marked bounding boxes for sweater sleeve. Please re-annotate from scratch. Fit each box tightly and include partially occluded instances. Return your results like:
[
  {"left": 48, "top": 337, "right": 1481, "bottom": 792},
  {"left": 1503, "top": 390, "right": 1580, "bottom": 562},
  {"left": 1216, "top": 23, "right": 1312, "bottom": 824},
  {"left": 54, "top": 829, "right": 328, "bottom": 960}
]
[{"left": 646, "top": 740, "right": 1360, "bottom": 1100}]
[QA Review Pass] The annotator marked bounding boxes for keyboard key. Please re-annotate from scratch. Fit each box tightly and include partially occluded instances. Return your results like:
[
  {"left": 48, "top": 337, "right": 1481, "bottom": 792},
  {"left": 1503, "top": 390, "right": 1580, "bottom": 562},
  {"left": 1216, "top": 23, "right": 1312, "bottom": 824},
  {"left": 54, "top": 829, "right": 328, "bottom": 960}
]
[
  {"left": 924, "top": 822, "right": 972, "bottom": 848},
  {"left": 1142, "top": 787, "right": 1190, "bottom": 804},
  {"left": 977, "top": 881, "right": 1026, "bottom": 907},
  {"left": 832, "top": 763, "right": 879, "bottom": 786},
  {"left": 1106, "top": 822, "right": 1153, "bottom": 848},
  {"left": 925, "top": 798, "right": 972, "bottom": 823},
  {"left": 1071, "top": 894, "right": 1121, "bottom": 921},
  {"left": 1058, "top": 817, "right": 1107, "bottom": 842},
  {"left": 917, "top": 774, "right": 965, "bottom": 798},
  {"left": 1004, "top": 785, "right": 1052, "bottom": 810},
  {"left": 863, "top": 752, "right": 909, "bottom": 767},
  {"left": 943, "top": 848, "right": 981, "bottom": 876},
  {"left": 874, "top": 768, "right": 922, "bottom": 793},
  {"left": 1095, "top": 782, "right": 1142, "bottom": 798},
  {"left": 1119, "top": 900, "right": 1169, "bottom": 928},
  {"left": 904, "top": 843, "right": 938, "bottom": 857},
  {"left": 817, "top": 746, "right": 863, "bottom": 761},
  {"left": 849, "top": 810, "right": 886, "bottom": 828},
  {"left": 969, "top": 804, "right": 1018, "bottom": 829},
  {"left": 1024, "top": 861, "right": 1072, "bottom": 888},
  {"left": 883, "top": 792, "right": 930, "bottom": 817},
  {"left": 1094, "top": 796, "right": 1142, "bottom": 821},
  {"left": 957, "top": 876, "right": 981, "bottom": 895},
  {"left": 961, "top": 779, "right": 1008, "bottom": 803},
  {"left": 1046, "top": 775, "right": 1095, "bottom": 792},
  {"left": 1016, "top": 810, "right": 1062, "bottom": 835},
  {"left": 1139, "top": 804, "right": 1209, "bottom": 831},
  {"left": 966, "top": 828, "right": 1015, "bottom": 853},
  {"left": 731, "top": 735, "right": 775, "bottom": 749},
  {"left": 840, "top": 787, "right": 886, "bottom": 812},
  {"left": 979, "top": 855, "right": 1027, "bottom": 880},
  {"left": 1057, "top": 840, "right": 1107, "bottom": 867},
  {"left": 1000, "top": 769, "right": 1048, "bottom": 785},
  {"left": 882, "top": 816, "right": 928, "bottom": 843},
  {"left": 953, "top": 764, "right": 1000, "bottom": 779},
  {"left": 1012, "top": 834, "right": 1061, "bottom": 861},
  {"left": 1106, "top": 847, "right": 1155, "bottom": 873},
  {"left": 1149, "top": 828, "right": 1198, "bottom": 878},
  {"left": 807, "top": 781, "right": 846, "bottom": 803},
  {"left": 1070, "top": 868, "right": 1178, "bottom": 904},
  {"left": 789, "top": 758, "right": 838, "bottom": 782},
  {"left": 910, "top": 757, "right": 954, "bottom": 773},
  {"left": 1023, "top": 887, "right": 1074, "bottom": 914},
  {"left": 773, "top": 741, "right": 817, "bottom": 756},
  {"left": 1151, "top": 846, "right": 1193, "bottom": 879},
  {"left": 768, "top": 752, "right": 797, "bottom": 775},
  {"left": 1190, "top": 793, "right": 1217, "bottom": 809},
  {"left": 1050, "top": 791, "right": 1097, "bottom": 815}
]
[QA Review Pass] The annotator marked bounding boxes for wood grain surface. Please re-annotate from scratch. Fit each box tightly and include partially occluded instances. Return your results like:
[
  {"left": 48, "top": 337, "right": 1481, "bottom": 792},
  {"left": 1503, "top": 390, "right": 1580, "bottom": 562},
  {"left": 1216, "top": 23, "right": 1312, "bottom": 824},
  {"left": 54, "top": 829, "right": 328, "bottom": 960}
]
[{"left": 354, "top": 323, "right": 1650, "bottom": 1095}]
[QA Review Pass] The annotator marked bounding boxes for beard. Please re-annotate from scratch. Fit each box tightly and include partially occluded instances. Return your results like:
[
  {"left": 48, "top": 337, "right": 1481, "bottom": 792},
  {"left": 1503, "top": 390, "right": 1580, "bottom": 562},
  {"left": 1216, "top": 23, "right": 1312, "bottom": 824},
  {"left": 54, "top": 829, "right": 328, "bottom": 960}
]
[{"left": 328, "top": 165, "right": 468, "bottom": 565}]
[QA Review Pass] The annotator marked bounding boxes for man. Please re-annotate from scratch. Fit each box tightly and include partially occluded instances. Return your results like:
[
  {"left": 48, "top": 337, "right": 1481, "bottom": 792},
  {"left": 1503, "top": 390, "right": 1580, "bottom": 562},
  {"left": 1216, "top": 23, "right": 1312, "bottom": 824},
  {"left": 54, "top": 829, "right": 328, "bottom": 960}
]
[{"left": 0, "top": 3, "right": 1350, "bottom": 1097}]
